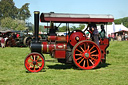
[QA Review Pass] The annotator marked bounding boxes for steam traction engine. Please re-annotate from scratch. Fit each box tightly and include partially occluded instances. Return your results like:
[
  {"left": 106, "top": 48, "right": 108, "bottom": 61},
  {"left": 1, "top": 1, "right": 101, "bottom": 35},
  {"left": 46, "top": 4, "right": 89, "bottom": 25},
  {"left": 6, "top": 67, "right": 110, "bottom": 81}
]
[{"left": 24, "top": 11, "right": 114, "bottom": 72}]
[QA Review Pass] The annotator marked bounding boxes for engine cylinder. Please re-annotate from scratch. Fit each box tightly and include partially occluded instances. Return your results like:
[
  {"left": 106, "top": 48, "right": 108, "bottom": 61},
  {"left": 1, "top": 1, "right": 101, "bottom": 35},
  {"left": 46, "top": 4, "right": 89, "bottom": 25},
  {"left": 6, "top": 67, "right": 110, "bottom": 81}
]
[{"left": 47, "top": 36, "right": 67, "bottom": 42}]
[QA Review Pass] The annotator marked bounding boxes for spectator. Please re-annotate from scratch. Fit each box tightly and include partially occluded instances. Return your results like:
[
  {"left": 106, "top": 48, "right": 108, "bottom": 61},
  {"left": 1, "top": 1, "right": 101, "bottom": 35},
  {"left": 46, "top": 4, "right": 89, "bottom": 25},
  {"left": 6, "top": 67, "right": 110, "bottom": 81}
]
[
  {"left": 122, "top": 32, "right": 125, "bottom": 41},
  {"left": 86, "top": 32, "right": 90, "bottom": 40},
  {"left": 16, "top": 33, "right": 20, "bottom": 38},
  {"left": 13, "top": 33, "right": 16, "bottom": 39},
  {"left": 108, "top": 34, "right": 111, "bottom": 41},
  {"left": 1, "top": 37, "right": 5, "bottom": 48}
]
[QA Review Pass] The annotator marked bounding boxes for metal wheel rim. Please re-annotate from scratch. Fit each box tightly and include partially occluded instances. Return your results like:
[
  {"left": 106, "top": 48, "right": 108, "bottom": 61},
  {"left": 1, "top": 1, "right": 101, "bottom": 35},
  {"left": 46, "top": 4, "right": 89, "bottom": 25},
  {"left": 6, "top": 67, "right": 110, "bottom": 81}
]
[
  {"left": 73, "top": 40, "right": 101, "bottom": 70},
  {"left": 24, "top": 52, "right": 45, "bottom": 72}
]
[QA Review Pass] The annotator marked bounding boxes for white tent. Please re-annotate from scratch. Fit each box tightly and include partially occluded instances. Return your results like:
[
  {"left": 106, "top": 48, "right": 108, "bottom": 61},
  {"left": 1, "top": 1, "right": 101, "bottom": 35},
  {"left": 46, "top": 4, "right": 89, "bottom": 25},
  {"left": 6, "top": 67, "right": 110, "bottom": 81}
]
[{"left": 103, "top": 23, "right": 128, "bottom": 36}]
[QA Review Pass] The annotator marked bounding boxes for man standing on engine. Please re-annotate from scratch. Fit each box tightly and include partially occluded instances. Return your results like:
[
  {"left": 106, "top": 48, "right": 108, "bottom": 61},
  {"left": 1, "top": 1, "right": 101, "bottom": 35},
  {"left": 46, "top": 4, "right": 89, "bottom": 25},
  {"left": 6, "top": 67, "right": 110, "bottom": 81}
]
[{"left": 91, "top": 23, "right": 99, "bottom": 45}]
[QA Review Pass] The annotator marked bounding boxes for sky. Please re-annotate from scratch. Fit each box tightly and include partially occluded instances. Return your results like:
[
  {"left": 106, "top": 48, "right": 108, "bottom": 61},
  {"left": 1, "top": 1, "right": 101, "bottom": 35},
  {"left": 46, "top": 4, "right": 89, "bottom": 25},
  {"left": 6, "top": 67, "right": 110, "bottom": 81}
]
[{"left": 13, "top": 0, "right": 128, "bottom": 24}]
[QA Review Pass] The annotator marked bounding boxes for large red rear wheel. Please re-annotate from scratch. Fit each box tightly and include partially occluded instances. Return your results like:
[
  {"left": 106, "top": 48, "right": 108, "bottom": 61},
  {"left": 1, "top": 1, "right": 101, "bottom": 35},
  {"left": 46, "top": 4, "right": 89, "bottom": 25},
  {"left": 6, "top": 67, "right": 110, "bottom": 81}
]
[
  {"left": 24, "top": 52, "right": 45, "bottom": 72},
  {"left": 73, "top": 40, "right": 101, "bottom": 70}
]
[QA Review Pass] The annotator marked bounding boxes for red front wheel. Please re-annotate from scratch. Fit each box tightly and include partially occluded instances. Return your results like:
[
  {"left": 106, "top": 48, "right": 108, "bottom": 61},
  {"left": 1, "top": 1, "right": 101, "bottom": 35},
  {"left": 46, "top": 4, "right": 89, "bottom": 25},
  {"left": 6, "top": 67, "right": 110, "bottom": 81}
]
[
  {"left": 24, "top": 52, "right": 45, "bottom": 72},
  {"left": 73, "top": 40, "right": 101, "bottom": 70}
]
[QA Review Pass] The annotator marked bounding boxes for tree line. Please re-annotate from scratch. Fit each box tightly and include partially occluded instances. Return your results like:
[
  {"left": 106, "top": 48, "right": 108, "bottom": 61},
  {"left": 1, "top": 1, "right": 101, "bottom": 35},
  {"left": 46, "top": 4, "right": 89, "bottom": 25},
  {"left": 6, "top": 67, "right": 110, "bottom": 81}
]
[
  {"left": 114, "top": 17, "right": 128, "bottom": 28},
  {"left": 0, "top": 0, "right": 31, "bottom": 31}
]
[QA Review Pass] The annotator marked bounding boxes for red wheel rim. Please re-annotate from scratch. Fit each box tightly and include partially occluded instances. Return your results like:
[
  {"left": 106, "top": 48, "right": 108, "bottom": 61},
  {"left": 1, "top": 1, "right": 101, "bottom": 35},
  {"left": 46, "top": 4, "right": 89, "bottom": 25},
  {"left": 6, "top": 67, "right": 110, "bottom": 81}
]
[
  {"left": 24, "top": 52, "right": 45, "bottom": 72},
  {"left": 73, "top": 40, "right": 101, "bottom": 70}
]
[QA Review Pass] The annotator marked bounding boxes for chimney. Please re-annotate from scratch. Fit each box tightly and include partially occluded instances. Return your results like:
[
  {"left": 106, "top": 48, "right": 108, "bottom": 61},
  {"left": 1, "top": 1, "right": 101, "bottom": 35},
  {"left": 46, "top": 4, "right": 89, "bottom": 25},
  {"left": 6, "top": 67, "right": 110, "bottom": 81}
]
[{"left": 34, "top": 11, "right": 40, "bottom": 42}]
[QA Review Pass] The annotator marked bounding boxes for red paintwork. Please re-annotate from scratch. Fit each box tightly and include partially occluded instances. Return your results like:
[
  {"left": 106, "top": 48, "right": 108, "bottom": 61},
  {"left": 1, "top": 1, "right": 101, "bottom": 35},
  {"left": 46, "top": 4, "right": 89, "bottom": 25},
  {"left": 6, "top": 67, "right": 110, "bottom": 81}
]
[
  {"left": 42, "top": 42, "right": 48, "bottom": 53},
  {"left": 48, "top": 36, "right": 56, "bottom": 41},
  {"left": 41, "top": 17, "right": 114, "bottom": 23},
  {"left": 55, "top": 43, "right": 67, "bottom": 49},
  {"left": 66, "top": 36, "right": 69, "bottom": 43},
  {"left": 99, "top": 38, "right": 109, "bottom": 60},
  {"left": 54, "top": 50, "right": 66, "bottom": 59},
  {"left": 56, "top": 36, "right": 67, "bottom": 42},
  {"left": 55, "top": 43, "right": 67, "bottom": 59},
  {"left": 40, "top": 12, "right": 114, "bottom": 23}
]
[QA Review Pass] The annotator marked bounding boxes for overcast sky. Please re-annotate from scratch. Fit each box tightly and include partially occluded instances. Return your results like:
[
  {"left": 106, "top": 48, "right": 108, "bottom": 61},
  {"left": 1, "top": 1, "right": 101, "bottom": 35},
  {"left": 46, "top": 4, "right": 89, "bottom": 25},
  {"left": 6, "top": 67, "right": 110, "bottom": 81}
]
[{"left": 13, "top": 0, "right": 128, "bottom": 24}]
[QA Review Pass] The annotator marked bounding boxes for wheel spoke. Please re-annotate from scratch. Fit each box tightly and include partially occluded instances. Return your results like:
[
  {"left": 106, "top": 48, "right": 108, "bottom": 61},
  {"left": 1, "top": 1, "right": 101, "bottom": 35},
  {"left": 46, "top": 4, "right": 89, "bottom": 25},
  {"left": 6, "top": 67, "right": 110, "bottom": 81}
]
[
  {"left": 90, "top": 50, "right": 97, "bottom": 54},
  {"left": 29, "top": 66, "right": 33, "bottom": 69},
  {"left": 89, "top": 45, "right": 95, "bottom": 51},
  {"left": 37, "top": 60, "right": 43, "bottom": 63},
  {"left": 36, "top": 63, "right": 40, "bottom": 68},
  {"left": 90, "top": 57, "right": 97, "bottom": 61},
  {"left": 75, "top": 54, "right": 83, "bottom": 56},
  {"left": 76, "top": 57, "right": 83, "bottom": 61},
  {"left": 87, "top": 45, "right": 90, "bottom": 50},
  {"left": 37, "top": 57, "right": 41, "bottom": 61},
  {"left": 89, "top": 59, "right": 94, "bottom": 65},
  {"left": 33, "top": 55, "right": 36, "bottom": 61},
  {"left": 29, "top": 57, "right": 33, "bottom": 61},
  {"left": 91, "top": 54, "right": 99, "bottom": 57},
  {"left": 76, "top": 49, "right": 83, "bottom": 53},
  {"left": 27, "top": 62, "right": 33, "bottom": 65},
  {"left": 79, "top": 46, "right": 85, "bottom": 52},
  {"left": 78, "top": 58, "right": 84, "bottom": 64},
  {"left": 83, "top": 60, "right": 86, "bottom": 67}
]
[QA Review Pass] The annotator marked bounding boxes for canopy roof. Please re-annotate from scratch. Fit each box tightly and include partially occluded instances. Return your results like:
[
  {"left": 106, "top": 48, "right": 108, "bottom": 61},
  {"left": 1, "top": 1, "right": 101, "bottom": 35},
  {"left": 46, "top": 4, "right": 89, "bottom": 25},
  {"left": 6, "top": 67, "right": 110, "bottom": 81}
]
[{"left": 40, "top": 12, "right": 114, "bottom": 23}]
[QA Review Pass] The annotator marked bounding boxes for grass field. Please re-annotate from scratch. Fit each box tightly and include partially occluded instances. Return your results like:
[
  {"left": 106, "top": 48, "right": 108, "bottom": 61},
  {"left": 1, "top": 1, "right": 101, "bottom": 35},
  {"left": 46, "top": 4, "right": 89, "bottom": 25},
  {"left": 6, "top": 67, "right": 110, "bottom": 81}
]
[{"left": 0, "top": 41, "right": 128, "bottom": 85}]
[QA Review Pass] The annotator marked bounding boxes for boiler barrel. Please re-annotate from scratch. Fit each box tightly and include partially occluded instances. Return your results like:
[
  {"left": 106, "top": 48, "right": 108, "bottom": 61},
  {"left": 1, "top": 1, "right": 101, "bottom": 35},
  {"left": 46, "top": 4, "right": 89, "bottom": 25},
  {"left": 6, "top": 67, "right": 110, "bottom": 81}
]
[{"left": 41, "top": 42, "right": 67, "bottom": 53}]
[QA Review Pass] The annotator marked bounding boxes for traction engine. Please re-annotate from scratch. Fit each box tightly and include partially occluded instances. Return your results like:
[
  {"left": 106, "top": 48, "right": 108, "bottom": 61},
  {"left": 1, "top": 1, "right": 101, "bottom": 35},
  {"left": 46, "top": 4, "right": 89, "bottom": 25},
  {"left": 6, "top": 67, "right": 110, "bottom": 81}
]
[{"left": 24, "top": 11, "right": 114, "bottom": 72}]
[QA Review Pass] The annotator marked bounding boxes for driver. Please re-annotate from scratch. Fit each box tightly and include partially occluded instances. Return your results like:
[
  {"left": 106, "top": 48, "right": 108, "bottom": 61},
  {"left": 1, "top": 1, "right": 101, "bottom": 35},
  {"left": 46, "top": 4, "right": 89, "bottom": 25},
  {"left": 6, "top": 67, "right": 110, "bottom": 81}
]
[
  {"left": 84, "top": 23, "right": 99, "bottom": 45},
  {"left": 49, "top": 22, "right": 57, "bottom": 36}
]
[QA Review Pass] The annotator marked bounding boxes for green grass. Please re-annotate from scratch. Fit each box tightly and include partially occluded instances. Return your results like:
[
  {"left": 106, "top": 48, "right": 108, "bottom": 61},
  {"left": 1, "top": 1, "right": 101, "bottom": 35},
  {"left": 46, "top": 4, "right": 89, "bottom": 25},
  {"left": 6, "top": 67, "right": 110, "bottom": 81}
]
[{"left": 0, "top": 41, "right": 128, "bottom": 85}]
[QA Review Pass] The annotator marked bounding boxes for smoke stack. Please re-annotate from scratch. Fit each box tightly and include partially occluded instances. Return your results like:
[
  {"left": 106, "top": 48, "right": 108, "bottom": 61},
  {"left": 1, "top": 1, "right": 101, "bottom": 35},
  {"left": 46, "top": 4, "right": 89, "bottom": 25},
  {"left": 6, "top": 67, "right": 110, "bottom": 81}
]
[{"left": 34, "top": 11, "right": 40, "bottom": 41}]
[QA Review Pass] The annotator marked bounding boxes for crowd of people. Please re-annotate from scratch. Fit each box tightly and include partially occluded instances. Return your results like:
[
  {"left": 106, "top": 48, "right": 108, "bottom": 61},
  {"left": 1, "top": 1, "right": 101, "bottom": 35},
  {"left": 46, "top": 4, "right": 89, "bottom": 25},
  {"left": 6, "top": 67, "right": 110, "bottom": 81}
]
[{"left": 108, "top": 32, "right": 128, "bottom": 41}]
